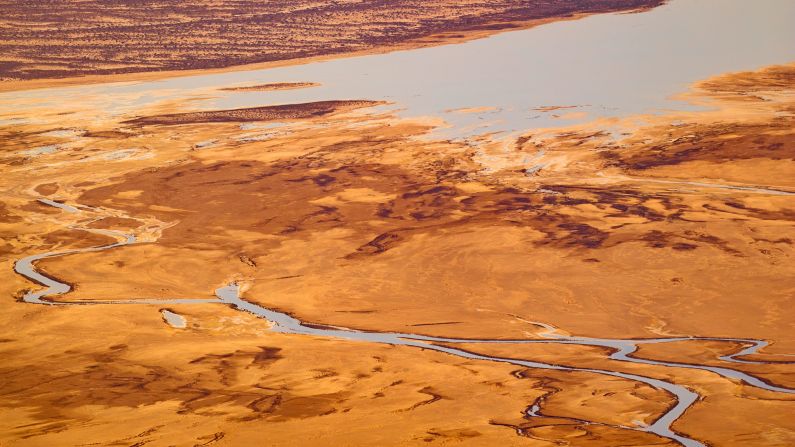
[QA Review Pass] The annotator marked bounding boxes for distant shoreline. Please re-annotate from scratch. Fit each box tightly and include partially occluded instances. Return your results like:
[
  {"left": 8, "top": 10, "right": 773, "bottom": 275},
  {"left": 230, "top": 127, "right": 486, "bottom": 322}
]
[{"left": 0, "top": 0, "right": 664, "bottom": 93}]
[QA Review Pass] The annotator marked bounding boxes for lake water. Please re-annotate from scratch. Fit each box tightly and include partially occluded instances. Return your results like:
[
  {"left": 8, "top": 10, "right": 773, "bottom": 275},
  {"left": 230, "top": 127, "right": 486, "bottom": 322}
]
[
  {"left": 1, "top": 0, "right": 794, "bottom": 139},
  {"left": 161, "top": 309, "right": 187, "bottom": 329}
]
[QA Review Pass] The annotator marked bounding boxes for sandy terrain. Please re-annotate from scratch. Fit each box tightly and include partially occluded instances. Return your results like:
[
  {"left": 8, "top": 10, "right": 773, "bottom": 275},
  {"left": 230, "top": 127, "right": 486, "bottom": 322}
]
[{"left": 1, "top": 44, "right": 794, "bottom": 447}]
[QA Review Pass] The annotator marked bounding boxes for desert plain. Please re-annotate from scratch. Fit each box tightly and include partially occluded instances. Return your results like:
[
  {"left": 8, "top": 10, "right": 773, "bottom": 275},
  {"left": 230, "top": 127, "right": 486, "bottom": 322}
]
[{"left": 1, "top": 1, "right": 794, "bottom": 446}]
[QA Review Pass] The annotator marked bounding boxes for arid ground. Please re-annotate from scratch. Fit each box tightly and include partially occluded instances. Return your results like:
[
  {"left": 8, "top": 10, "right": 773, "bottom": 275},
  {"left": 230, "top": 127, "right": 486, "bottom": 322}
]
[{"left": 1, "top": 2, "right": 794, "bottom": 446}]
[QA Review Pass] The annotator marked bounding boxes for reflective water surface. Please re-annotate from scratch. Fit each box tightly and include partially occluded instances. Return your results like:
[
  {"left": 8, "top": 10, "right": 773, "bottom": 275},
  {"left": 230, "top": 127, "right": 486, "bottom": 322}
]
[{"left": 1, "top": 0, "right": 794, "bottom": 139}]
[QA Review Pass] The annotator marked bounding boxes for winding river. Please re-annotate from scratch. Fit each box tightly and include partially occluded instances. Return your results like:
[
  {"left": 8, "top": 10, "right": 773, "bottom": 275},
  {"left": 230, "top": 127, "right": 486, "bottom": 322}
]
[
  {"left": 6, "top": 0, "right": 795, "bottom": 444},
  {"left": 14, "top": 199, "right": 795, "bottom": 447}
]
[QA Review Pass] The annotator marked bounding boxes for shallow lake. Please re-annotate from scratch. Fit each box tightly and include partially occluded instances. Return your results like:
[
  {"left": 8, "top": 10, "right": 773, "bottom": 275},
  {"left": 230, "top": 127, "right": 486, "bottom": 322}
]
[{"left": 2, "top": 0, "right": 794, "bottom": 138}]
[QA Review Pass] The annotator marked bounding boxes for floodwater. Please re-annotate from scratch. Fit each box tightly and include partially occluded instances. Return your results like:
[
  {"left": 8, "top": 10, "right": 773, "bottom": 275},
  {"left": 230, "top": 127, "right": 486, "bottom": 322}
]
[
  {"left": 1, "top": 0, "right": 794, "bottom": 139},
  {"left": 161, "top": 310, "right": 187, "bottom": 329}
]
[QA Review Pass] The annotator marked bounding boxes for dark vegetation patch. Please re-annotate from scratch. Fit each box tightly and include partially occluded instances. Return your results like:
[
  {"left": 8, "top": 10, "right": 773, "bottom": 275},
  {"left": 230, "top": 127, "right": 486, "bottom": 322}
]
[
  {"left": 77, "top": 148, "right": 757, "bottom": 263},
  {"left": 604, "top": 121, "right": 795, "bottom": 170},
  {"left": 124, "top": 100, "right": 383, "bottom": 126},
  {"left": 220, "top": 82, "right": 320, "bottom": 92}
]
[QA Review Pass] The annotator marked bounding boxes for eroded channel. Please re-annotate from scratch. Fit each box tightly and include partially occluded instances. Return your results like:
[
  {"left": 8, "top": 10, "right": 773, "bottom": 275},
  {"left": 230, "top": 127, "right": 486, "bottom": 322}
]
[{"left": 13, "top": 199, "right": 795, "bottom": 447}]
